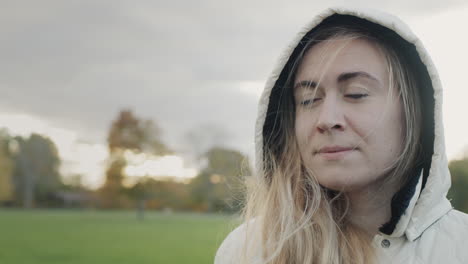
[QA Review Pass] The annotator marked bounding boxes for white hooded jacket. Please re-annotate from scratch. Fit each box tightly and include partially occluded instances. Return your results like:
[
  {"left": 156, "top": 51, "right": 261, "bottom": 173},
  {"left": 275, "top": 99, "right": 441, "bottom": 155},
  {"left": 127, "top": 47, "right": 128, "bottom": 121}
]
[{"left": 215, "top": 7, "right": 468, "bottom": 264}]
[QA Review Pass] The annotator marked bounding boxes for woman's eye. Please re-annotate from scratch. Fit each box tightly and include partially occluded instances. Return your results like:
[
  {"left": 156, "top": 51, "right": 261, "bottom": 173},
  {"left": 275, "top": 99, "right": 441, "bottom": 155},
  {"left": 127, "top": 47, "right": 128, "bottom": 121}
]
[
  {"left": 300, "top": 98, "right": 321, "bottom": 106},
  {"left": 345, "top": 94, "right": 368, "bottom": 99}
]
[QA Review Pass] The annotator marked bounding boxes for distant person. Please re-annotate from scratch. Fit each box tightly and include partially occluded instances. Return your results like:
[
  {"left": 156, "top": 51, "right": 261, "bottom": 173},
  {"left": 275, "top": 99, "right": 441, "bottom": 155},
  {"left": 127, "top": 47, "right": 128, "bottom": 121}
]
[{"left": 215, "top": 7, "right": 468, "bottom": 264}]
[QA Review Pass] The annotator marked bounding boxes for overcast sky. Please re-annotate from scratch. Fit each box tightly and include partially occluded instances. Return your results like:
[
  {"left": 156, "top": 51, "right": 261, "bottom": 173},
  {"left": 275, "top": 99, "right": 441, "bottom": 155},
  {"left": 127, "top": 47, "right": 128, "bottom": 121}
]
[{"left": 2, "top": 1, "right": 468, "bottom": 187}]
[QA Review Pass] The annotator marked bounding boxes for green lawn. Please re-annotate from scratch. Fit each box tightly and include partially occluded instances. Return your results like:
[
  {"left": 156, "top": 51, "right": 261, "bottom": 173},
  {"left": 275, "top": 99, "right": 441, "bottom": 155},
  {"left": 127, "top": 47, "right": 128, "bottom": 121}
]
[{"left": 0, "top": 209, "right": 239, "bottom": 264}]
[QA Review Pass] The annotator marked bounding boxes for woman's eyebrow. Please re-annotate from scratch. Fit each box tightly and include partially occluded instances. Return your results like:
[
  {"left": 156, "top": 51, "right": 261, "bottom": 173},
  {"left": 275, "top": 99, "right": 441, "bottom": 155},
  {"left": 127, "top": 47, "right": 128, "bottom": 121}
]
[
  {"left": 294, "top": 80, "right": 317, "bottom": 90},
  {"left": 337, "top": 71, "right": 380, "bottom": 84},
  {"left": 294, "top": 71, "right": 380, "bottom": 91}
]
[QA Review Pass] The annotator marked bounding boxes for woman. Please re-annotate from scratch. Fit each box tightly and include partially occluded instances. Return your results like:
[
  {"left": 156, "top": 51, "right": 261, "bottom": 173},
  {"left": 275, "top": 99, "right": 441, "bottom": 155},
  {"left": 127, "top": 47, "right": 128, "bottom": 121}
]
[{"left": 215, "top": 7, "right": 468, "bottom": 264}]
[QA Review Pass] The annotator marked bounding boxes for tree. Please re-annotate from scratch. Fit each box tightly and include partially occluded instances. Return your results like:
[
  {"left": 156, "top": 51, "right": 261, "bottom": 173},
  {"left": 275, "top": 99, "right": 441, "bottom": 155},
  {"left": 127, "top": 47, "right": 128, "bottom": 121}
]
[
  {"left": 11, "top": 133, "right": 63, "bottom": 208},
  {"left": 126, "top": 177, "right": 191, "bottom": 211},
  {"left": 99, "top": 153, "right": 130, "bottom": 208},
  {"left": 99, "top": 109, "right": 171, "bottom": 208},
  {"left": 107, "top": 110, "right": 171, "bottom": 155},
  {"left": 0, "top": 129, "right": 14, "bottom": 203},
  {"left": 448, "top": 158, "right": 468, "bottom": 213},
  {"left": 184, "top": 123, "right": 231, "bottom": 157},
  {"left": 189, "top": 146, "right": 251, "bottom": 212}
]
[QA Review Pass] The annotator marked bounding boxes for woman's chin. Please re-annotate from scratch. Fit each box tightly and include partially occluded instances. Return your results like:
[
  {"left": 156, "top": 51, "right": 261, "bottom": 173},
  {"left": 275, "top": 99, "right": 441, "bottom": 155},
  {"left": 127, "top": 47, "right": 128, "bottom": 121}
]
[{"left": 318, "top": 175, "right": 374, "bottom": 193}]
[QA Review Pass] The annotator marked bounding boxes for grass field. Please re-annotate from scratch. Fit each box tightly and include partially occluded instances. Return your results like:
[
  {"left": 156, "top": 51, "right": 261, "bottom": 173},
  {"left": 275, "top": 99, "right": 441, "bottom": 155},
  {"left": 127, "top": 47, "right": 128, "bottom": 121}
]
[{"left": 0, "top": 209, "right": 239, "bottom": 264}]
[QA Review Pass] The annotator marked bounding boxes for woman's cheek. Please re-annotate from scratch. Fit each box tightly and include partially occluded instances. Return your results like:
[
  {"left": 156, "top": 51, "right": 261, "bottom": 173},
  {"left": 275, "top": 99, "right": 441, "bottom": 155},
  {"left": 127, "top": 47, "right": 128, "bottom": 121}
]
[{"left": 295, "top": 114, "right": 311, "bottom": 144}]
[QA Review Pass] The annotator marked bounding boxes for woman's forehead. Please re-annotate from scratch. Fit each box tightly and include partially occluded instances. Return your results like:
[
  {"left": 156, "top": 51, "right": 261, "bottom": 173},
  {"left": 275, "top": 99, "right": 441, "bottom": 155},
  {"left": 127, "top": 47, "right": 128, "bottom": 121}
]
[{"left": 295, "top": 38, "right": 388, "bottom": 84}]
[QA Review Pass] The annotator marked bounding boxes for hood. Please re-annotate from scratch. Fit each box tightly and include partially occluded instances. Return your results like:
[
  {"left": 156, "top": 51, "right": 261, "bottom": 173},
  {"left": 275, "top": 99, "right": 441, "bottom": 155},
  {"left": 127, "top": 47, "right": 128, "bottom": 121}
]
[{"left": 254, "top": 7, "right": 453, "bottom": 241}]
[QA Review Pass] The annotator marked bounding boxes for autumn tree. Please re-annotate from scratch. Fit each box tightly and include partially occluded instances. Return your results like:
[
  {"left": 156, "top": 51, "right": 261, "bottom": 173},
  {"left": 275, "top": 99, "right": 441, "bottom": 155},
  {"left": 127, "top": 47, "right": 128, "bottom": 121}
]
[
  {"left": 0, "top": 129, "right": 14, "bottom": 204},
  {"left": 448, "top": 158, "right": 468, "bottom": 213},
  {"left": 11, "top": 133, "right": 63, "bottom": 208},
  {"left": 126, "top": 177, "right": 191, "bottom": 210},
  {"left": 107, "top": 110, "right": 170, "bottom": 155},
  {"left": 189, "top": 146, "right": 251, "bottom": 212},
  {"left": 99, "top": 109, "right": 171, "bottom": 208}
]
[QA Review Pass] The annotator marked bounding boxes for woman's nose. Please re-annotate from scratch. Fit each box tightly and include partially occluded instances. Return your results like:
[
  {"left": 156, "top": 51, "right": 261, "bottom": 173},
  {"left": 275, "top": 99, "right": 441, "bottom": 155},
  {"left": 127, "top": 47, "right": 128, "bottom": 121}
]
[{"left": 316, "top": 96, "right": 345, "bottom": 133}]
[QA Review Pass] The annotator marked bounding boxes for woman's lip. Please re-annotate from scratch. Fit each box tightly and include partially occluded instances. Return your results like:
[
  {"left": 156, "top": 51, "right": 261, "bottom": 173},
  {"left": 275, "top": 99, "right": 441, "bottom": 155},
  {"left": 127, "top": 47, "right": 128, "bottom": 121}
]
[
  {"left": 315, "top": 147, "right": 357, "bottom": 160},
  {"left": 317, "top": 146, "right": 355, "bottom": 153}
]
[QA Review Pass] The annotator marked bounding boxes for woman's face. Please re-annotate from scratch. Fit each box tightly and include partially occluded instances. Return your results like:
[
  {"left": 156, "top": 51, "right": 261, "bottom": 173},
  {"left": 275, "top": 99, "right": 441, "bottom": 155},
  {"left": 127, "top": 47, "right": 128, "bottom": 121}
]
[{"left": 293, "top": 37, "right": 404, "bottom": 192}]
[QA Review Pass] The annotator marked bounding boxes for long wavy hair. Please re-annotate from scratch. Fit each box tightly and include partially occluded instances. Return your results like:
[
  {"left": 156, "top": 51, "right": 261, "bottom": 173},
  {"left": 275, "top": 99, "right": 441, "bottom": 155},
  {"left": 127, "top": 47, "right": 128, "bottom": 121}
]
[{"left": 240, "top": 23, "right": 424, "bottom": 264}]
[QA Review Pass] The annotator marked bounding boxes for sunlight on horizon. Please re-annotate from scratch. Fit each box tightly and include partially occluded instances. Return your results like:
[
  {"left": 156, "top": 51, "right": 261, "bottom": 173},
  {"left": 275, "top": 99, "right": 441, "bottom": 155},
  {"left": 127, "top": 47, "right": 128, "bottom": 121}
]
[
  {"left": 0, "top": 114, "right": 199, "bottom": 189},
  {"left": 0, "top": 113, "right": 108, "bottom": 188},
  {"left": 123, "top": 150, "right": 198, "bottom": 187}
]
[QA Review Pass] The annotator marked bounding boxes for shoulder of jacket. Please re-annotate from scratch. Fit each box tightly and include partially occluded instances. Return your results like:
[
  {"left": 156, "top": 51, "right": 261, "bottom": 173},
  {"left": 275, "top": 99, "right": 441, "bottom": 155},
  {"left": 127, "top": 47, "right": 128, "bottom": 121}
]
[
  {"left": 442, "top": 208, "right": 468, "bottom": 227},
  {"left": 420, "top": 208, "right": 468, "bottom": 235},
  {"left": 410, "top": 209, "right": 468, "bottom": 262},
  {"left": 214, "top": 222, "right": 248, "bottom": 264}
]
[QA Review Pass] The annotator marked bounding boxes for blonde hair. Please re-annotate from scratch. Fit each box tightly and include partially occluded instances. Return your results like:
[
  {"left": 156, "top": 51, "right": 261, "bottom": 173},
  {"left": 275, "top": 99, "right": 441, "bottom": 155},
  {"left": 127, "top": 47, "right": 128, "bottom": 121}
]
[{"left": 240, "top": 23, "right": 424, "bottom": 264}]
